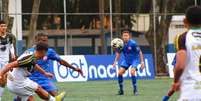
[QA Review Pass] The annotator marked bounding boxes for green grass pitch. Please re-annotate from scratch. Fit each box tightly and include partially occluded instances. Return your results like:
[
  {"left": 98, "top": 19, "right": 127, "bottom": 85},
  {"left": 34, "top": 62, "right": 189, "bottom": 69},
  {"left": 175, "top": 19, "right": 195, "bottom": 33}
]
[{"left": 2, "top": 78, "right": 179, "bottom": 101}]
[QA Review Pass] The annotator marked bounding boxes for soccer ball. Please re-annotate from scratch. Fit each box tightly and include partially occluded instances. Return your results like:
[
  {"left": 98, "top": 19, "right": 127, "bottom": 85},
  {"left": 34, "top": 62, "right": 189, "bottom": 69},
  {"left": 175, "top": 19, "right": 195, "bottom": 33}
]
[{"left": 111, "top": 38, "right": 124, "bottom": 49}]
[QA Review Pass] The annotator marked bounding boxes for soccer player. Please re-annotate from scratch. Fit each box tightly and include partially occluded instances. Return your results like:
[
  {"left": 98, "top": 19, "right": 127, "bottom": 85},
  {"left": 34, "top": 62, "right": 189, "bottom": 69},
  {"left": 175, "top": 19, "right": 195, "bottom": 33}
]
[
  {"left": 0, "top": 42, "right": 65, "bottom": 101},
  {"left": 112, "top": 29, "right": 145, "bottom": 95},
  {"left": 27, "top": 32, "right": 84, "bottom": 96},
  {"left": 170, "top": 6, "right": 201, "bottom": 100},
  {"left": 0, "top": 20, "right": 16, "bottom": 101}
]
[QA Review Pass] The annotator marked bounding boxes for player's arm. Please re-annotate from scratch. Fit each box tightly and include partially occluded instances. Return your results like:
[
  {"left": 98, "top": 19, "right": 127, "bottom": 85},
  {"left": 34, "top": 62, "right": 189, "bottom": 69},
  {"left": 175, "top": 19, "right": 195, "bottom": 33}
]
[
  {"left": 35, "top": 64, "right": 53, "bottom": 79},
  {"left": 173, "top": 50, "right": 187, "bottom": 87},
  {"left": 59, "top": 59, "right": 75, "bottom": 70},
  {"left": 112, "top": 51, "right": 120, "bottom": 67},
  {"left": 139, "top": 49, "right": 145, "bottom": 69},
  {"left": 0, "top": 61, "right": 19, "bottom": 77},
  {"left": 48, "top": 49, "right": 84, "bottom": 77},
  {"left": 172, "top": 32, "right": 187, "bottom": 91},
  {"left": 10, "top": 44, "right": 16, "bottom": 61},
  {"left": 59, "top": 60, "right": 84, "bottom": 77},
  {"left": 134, "top": 42, "right": 144, "bottom": 69},
  {"left": 9, "top": 34, "right": 17, "bottom": 61}
]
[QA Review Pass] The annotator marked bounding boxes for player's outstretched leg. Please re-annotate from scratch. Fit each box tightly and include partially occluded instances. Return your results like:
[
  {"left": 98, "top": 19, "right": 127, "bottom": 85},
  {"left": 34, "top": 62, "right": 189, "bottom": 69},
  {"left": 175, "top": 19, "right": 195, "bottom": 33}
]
[
  {"left": 131, "top": 68, "right": 138, "bottom": 96},
  {"left": 35, "top": 86, "right": 66, "bottom": 101},
  {"left": 117, "top": 68, "right": 126, "bottom": 95}
]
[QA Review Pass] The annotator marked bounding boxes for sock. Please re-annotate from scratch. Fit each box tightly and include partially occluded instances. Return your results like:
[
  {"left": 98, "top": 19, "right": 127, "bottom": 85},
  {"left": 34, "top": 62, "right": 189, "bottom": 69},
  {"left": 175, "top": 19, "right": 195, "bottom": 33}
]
[
  {"left": 118, "top": 75, "right": 123, "bottom": 91},
  {"left": 131, "top": 76, "right": 137, "bottom": 92},
  {"left": 13, "top": 97, "right": 17, "bottom": 101},
  {"left": 162, "top": 96, "right": 170, "bottom": 101},
  {"left": 48, "top": 95, "right": 55, "bottom": 101},
  {"left": 0, "top": 87, "right": 4, "bottom": 101}
]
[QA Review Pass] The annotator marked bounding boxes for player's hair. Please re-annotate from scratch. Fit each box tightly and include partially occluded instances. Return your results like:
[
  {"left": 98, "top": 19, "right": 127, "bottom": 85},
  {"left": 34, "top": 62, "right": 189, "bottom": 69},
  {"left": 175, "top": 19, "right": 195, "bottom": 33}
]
[
  {"left": 121, "top": 29, "right": 131, "bottom": 36},
  {"left": 35, "top": 31, "right": 48, "bottom": 40},
  {"left": 35, "top": 42, "right": 48, "bottom": 52},
  {"left": 0, "top": 20, "right": 6, "bottom": 25},
  {"left": 185, "top": 6, "right": 201, "bottom": 25}
]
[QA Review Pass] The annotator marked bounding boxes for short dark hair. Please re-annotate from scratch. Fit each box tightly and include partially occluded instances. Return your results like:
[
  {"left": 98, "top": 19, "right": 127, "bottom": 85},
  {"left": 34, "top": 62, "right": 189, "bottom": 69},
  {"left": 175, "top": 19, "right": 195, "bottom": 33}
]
[
  {"left": 35, "top": 31, "right": 48, "bottom": 40},
  {"left": 185, "top": 6, "right": 201, "bottom": 25},
  {"left": 0, "top": 20, "right": 6, "bottom": 25},
  {"left": 121, "top": 29, "right": 131, "bottom": 36},
  {"left": 35, "top": 42, "right": 48, "bottom": 52}
]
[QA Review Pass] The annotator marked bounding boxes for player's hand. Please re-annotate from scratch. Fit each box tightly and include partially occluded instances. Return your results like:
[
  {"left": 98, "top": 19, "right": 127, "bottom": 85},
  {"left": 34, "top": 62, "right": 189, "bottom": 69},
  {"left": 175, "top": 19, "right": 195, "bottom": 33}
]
[
  {"left": 74, "top": 68, "right": 85, "bottom": 78},
  {"left": 44, "top": 72, "right": 54, "bottom": 79},
  {"left": 140, "top": 62, "right": 145, "bottom": 70},
  {"left": 112, "top": 62, "right": 116, "bottom": 68},
  {"left": 171, "top": 82, "right": 180, "bottom": 91}
]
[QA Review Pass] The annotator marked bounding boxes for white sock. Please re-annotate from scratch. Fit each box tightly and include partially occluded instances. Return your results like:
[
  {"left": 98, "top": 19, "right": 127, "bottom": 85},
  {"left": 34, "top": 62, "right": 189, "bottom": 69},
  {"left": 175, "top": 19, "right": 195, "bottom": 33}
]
[
  {"left": 0, "top": 87, "right": 4, "bottom": 101},
  {"left": 48, "top": 95, "right": 55, "bottom": 101}
]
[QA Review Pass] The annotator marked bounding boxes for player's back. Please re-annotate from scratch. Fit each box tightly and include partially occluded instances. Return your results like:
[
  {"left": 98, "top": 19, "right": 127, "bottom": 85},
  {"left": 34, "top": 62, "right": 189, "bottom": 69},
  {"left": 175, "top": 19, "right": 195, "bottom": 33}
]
[
  {"left": 9, "top": 51, "right": 35, "bottom": 81},
  {"left": 181, "top": 29, "right": 201, "bottom": 81}
]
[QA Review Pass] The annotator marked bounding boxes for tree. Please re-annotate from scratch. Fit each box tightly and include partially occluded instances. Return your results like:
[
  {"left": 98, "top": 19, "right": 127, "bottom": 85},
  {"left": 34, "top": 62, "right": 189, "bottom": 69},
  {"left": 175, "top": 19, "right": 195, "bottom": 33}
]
[
  {"left": 114, "top": 0, "right": 122, "bottom": 37},
  {"left": 145, "top": 0, "right": 179, "bottom": 74},
  {"left": 99, "top": 0, "right": 107, "bottom": 54},
  {"left": 27, "top": 0, "right": 41, "bottom": 47}
]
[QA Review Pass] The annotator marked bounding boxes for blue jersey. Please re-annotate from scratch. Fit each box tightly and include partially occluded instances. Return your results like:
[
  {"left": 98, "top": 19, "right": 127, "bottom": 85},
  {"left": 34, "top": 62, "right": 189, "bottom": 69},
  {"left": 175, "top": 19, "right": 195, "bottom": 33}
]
[
  {"left": 27, "top": 47, "right": 61, "bottom": 80},
  {"left": 117, "top": 39, "right": 140, "bottom": 64}
]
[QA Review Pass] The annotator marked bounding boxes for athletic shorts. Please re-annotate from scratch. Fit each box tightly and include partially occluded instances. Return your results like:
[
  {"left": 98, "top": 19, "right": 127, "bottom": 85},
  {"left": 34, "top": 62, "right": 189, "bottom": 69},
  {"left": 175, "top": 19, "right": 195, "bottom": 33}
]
[
  {"left": 33, "top": 78, "right": 57, "bottom": 92},
  {"left": 120, "top": 59, "right": 140, "bottom": 70},
  {"left": 7, "top": 77, "right": 38, "bottom": 101}
]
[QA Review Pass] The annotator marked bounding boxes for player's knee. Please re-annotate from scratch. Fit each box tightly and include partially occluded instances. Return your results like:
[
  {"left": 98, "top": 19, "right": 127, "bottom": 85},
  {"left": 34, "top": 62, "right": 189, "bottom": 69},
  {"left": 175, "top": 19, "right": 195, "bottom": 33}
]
[
  {"left": 27, "top": 96, "right": 34, "bottom": 101},
  {"left": 131, "top": 69, "right": 136, "bottom": 76},
  {"left": 118, "top": 71, "right": 124, "bottom": 76},
  {"left": 35, "top": 85, "right": 42, "bottom": 92},
  {"left": 49, "top": 91, "right": 57, "bottom": 97}
]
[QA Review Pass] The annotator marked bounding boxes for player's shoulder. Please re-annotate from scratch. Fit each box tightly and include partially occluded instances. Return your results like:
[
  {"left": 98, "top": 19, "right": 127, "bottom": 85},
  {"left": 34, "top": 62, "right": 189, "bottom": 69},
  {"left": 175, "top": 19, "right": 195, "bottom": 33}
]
[
  {"left": 47, "top": 48, "right": 58, "bottom": 56},
  {"left": 27, "top": 46, "right": 35, "bottom": 51},
  {"left": 175, "top": 31, "right": 187, "bottom": 39},
  {"left": 47, "top": 48, "right": 56, "bottom": 53},
  {"left": 129, "top": 39, "right": 137, "bottom": 43},
  {"left": 128, "top": 39, "right": 138, "bottom": 46},
  {"left": 174, "top": 31, "right": 188, "bottom": 51},
  {"left": 17, "top": 51, "right": 34, "bottom": 61},
  {"left": 7, "top": 33, "right": 15, "bottom": 38}
]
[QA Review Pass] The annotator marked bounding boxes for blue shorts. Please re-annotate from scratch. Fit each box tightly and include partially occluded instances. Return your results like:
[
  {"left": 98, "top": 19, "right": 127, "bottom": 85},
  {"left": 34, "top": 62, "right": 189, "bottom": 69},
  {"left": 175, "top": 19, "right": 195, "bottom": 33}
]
[
  {"left": 32, "top": 78, "right": 57, "bottom": 92},
  {"left": 120, "top": 59, "right": 140, "bottom": 70}
]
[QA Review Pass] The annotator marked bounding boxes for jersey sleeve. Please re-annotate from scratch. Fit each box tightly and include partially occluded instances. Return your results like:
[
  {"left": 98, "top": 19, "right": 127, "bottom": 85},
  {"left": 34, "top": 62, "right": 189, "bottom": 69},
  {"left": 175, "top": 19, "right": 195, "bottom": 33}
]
[
  {"left": 47, "top": 49, "right": 62, "bottom": 61},
  {"left": 17, "top": 55, "right": 35, "bottom": 67},
  {"left": 174, "top": 32, "right": 187, "bottom": 51}
]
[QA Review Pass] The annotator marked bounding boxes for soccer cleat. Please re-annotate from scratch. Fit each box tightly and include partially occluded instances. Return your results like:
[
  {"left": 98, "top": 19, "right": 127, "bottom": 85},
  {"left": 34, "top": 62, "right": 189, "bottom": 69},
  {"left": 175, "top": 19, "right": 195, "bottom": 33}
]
[
  {"left": 162, "top": 96, "right": 170, "bottom": 101},
  {"left": 133, "top": 91, "right": 138, "bottom": 96},
  {"left": 133, "top": 89, "right": 138, "bottom": 96},
  {"left": 117, "top": 90, "right": 124, "bottom": 95},
  {"left": 133, "top": 87, "right": 138, "bottom": 96},
  {"left": 55, "top": 91, "right": 66, "bottom": 101}
]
